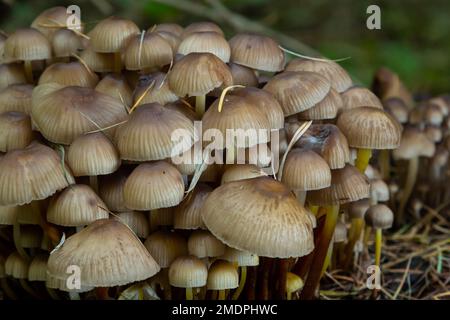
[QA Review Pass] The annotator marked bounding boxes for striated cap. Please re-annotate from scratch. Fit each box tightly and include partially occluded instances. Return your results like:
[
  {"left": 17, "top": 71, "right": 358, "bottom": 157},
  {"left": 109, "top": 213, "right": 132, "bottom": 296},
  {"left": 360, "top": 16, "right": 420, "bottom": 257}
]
[
  {"left": 28, "top": 254, "right": 48, "bottom": 282},
  {"left": 133, "top": 73, "right": 178, "bottom": 106},
  {"left": 124, "top": 32, "right": 173, "bottom": 70},
  {"left": 89, "top": 17, "right": 139, "bottom": 53},
  {"left": 393, "top": 127, "right": 435, "bottom": 160},
  {"left": 365, "top": 204, "right": 393, "bottom": 229},
  {"left": 124, "top": 161, "right": 185, "bottom": 210},
  {"left": 298, "top": 88, "right": 343, "bottom": 120},
  {"left": 153, "top": 23, "right": 184, "bottom": 37},
  {"left": 98, "top": 168, "right": 130, "bottom": 212},
  {"left": 174, "top": 183, "right": 211, "bottom": 230},
  {"left": 229, "top": 62, "right": 258, "bottom": 87},
  {"left": 0, "top": 142, "right": 74, "bottom": 206},
  {"left": 38, "top": 62, "right": 98, "bottom": 88},
  {"left": 80, "top": 46, "right": 115, "bottom": 73},
  {"left": 168, "top": 255, "right": 208, "bottom": 288},
  {"left": 115, "top": 211, "right": 150, "bottom": 239},
  {"left": 220, "top": 247, "right": 259, "bottom": 267},
  {"left": 5, "top": 252, "right": 29, "bottom": 279},
  {"left": 229, "top": 33, "right": 285, "bottom": 72},
  {"left": 182, "top": 22, "right": 224, "bottom": 38},
  {"left": 96, "top": 73, "right": 133, "bottom": 107},
  {"left": 31, "top": 7, "right": 79, "bottom": 40},
  {"left": 144, "top": 230, "right": 187, "bottom": 268},
  {"left": 383, "top": 97, "right": 408, "bottom": 124},
  {"left": 201, "top": 176, "right": 314, "bottom": 258},
  {"left": 337, "top": 107, "right": 402, "bottom": 150},
  {"left": 0, "top": 111, "right": 33, "bottom": 152},
  {"left": 348, "top": 198, "right": 370, "bottom": 219},
  {"left": 0, "top": 63, "right": 26, "bottom": 90},
  {"left": 207, "top": 260, "right": 239, "bottom": 290},
  {"left": 3, "top": 28, "right": 51, "bottom": 62},
  {"left": 168, "top": 52, "right": 232, "bottom": 97},
  {"left": 221, "top": 164, "right": 266, "bottom": 184},
  {"left": 263, "top": 71, "right": 330, "bottom": 116},
  {"left": 178, "top": 31, "right": 230, "bottom": 63},
  {"left": 188, "top": 230, "right": 226, "bottom": 258},
  {"left": 156, "top": 31, "right": 181, "bottom": 53},
  {"left": 52, "top": 29, "right": 83, "bottom": 58},
  {"left": 341, "top": 86, "right": 383, "bottom": 110},
  {"left": 47, "top": 184, "right": 109, "bottom": 227}
]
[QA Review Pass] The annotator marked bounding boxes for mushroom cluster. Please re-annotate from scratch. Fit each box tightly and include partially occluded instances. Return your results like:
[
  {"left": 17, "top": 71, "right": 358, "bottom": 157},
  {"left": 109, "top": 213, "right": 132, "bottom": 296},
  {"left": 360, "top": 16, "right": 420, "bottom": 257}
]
[{"left": 0, "top": 7, "right": 447, "bottom": 301}]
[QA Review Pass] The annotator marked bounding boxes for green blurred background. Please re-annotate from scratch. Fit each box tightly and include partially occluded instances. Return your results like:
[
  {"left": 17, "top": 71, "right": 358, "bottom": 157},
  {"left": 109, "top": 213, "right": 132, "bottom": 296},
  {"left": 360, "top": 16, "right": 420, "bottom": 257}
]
[{"left": 1, "top": 0, "right": 449, "bottom": 94}]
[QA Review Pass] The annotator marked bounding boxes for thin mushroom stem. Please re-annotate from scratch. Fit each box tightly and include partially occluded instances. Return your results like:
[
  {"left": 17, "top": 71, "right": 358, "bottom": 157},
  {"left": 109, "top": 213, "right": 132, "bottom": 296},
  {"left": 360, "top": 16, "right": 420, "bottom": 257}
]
[
  {"left": 300, "top": 205, "right": 339, "bottom": 300},
  {"left": 113, "top": 52, "right": 122, "bottom": 74},
  {"left": 13, "top": 220, "right": 30, "bottom": 261},
  {"left": 218, "top": 289, "right": 226, "bottom": 300},
  {"left": 1, "top": 278, "right": 18, "bottom": 300},
  {"left": 375, "top": 228, "right": 382, "bottom": 267},
  {"left": 287, "top": 291, "right": 292, "bottom": 300},
  {"left": 89, "top": 175, "right": 99, "bottom": 194},
  {"left": 232, "top": 266, "right": 247, "bottom": 300},
  {"left": 321, "top": 242, "right": 334, "bottom": 278},
  {"left": 379, "top": 149, "right": 391, "bottom": 180},
  {"left": 294, "top": 190, "right": 307, "bottom": 206},
  {"left": 186, "top": 287, "right": 194, "bottom": 300},
  {"left": 397, "top": 157, "right": 419, "bottom": 225},
  {"left": 343, "top": 218, "right": 364, "bottom": 269},
  {"left": 276, "top": 259, "right": 289, "bottom": 300},
  {"left": 195, "top": 95, "right": 206, "bottom": 117},
  {"left": 355, "top": 148, "right": 372, "bottom": 173},
  {"left": 24, "top": 60, "right": 33, "bottom": 83}
]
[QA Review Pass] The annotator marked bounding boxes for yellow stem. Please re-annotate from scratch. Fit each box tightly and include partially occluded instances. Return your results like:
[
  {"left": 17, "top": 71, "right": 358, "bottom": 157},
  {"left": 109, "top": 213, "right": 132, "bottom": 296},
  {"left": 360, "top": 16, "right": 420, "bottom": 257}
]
[
  {"left": 321, "top": 242, "right": 333, "bottom": 277},
  {"left": 195, "top": 95, "right": 206, "bottom": 117},
  {"left": 218, "top": 290, "right": 226, "bottom": 300},
  {"left": 355, "top": 148, "right": 372, "bottom": 174},
  {"left": 309, "top": 205, "right": 319, "bottom": 215},
  {"left": 24, "top": 60, "right": 33, "bottom": 83},
  {"left": 186, "top": 287, "right": 193, "bottom": 300},
  {"left": 287, "top": 291, "right": 292, "bottom": 300},
  {"left": 343, "top": 218, "right": 364, "bottom": 268},
  {"left": 375, "top": 228, "right": 382, "bottom": 267},
  {"left": 232, "top": 266, "right": 247, "bottom": 300}
]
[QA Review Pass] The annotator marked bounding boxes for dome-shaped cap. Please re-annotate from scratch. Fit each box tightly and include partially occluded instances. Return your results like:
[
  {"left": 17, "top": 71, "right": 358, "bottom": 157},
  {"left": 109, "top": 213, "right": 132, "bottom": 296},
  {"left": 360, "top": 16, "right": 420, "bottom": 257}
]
[
  {"left": 32, "top": 84, "right": 128, "bottom": 145},
  {"left": 308, "top": 164, "right": 370, "bottom": 205},
  {"left": 115, "top": 103, "right": 194, "bottom": 161},
  {"left": 133, "top": 73, "right": 178, "bottom": 106},
  {"left": 221, "top": 164, "right": 266, "bottom": 184},
  {"left": 282, "top": 149, "right": 331, "bottom": 191},
  {"left": 0, "top": 111, "right": 33, "bottom": 152},
  {"left": 285, "top": 58, "right": 352, "bottom": 93},
  {"left": 201, "top": 176, "right": 314, "bottom": 258},
  {"left": 370, "top": 179, "right": 389, "bottom": 202},
  {"left": 80, "top": 47, "right": 115, "bottom": 73},
  {"left": 207, "top": 260, "right": 239, "bottom": 290},
  {"left": 28, "top": 254, "right": 48, "bottom": 281},
  {"left": 67, "top": 132, "right": 120, "bottom": 177},
  {"left": 0, "top": 142, "right": 74, "bottom": 206},
  {"left": 229, "top": 33, "right": 285, "bottom": 72},
  {"left": 115, "top": 211, "right": 149, "bottom": 239},
  {"left": 182, "top": 22, "right": 224, "bottom": 38},
  {"left": 89, "top": 17, "right": 139, "bottom": 53},
  {"left": 295, "top": 124, "right": 350, "bottom": 169},
  {"left": 348, "top": 199, "right": 370, "bottom": 219},
  {"left": 124, "top": 161, "right": 185, "bottom": 210},
  {"left": 188, "top": 230, "right": 226, "bottom": 258},
  {"left": 168, "top": 255, "right": 208, "bottom": 288},
  {"left": 383, "top": 97, "right": 408, "bottom": 124},
  {"left": 0, "top": 205, "right": 19, "bottom": 225},
  {"left": 298, "top": 88, "right": 343, "bottom": 120},
  {"left": 229, "top": 62, "right": 258, "bottom": 87},
  {"left": 96, "top": 73, "right": 133, "bottom": 107},
  {"left": 38, "top": 62, "right": 98, "bottom": 87},
  {"left": 98, "top": 168, "right": 130, "bottom": 212},
  {"left": 263, "top": 71, "right": 331, "bottom": 116},
  {"left": 5, "top": 252, "right": 29, "bottom": 279},
  {"left": 178, "top": 31, "right": 230, "bottom": 63},
  {"left": 157, "top": 31, "right": 181, "bottom": 52},
  {"left": 341, "top": 86, "right": 383, "bottom": 110},
  {"left": 0, "top": 84, "right": 32, "bottom": 114},
  {"left": 337, "top": 107, "right": 402, "bottom": 150},
  {"left": 365, "top": 204, "right": 394, "bottom": 229},
  {"left": 174, "top": 183, "right": 211, "bottom": 230},
  {"left": 154, "top": 23, "right": 184, "bottom": 37},
  {"left": 220, "top": 247, "right": 259, "bottom": 267},
  {"left": 3, "top": 28, "right": 51, "bottom": 62},
  {"left": 48, "top": 219, "right": 160, "bottom": 287},
  {"left": 31, "top": 6, "right": 79, "bottom": 40},
  {"left": 286, "top": 272, "right": 304, "bottom": 294},
  {"left": 393, "top": 127, "right": 435, "bottom": 160},
  {"left": 52, "top": 29, "right": 83, "bottom": 58},
  {"left": 168, "top": 52, "right": 232, "bottom": 97},
  {"left": 124, "top": 32, "right": 173, "bottom": 70},
  {"left": 0, "top": 63, "right": 26, "bottom": 90},
  {"left": 47, "top": 184, "right": 109, "bottom": 227},
  {"left": 144, "top": 230, "right": 187, "bottom": 268}
]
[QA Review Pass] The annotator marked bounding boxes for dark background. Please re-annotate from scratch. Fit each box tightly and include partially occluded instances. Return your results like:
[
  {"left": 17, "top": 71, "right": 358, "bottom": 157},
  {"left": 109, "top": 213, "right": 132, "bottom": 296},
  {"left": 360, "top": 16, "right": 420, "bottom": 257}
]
[{"left": 1, "top": 0, "right": 449, "bottom": 94}]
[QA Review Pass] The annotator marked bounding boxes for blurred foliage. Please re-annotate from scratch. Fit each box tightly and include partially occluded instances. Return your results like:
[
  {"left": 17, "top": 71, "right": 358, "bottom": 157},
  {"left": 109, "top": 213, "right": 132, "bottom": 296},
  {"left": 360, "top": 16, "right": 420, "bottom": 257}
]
[{"left": 1, "top": 0, "right": 449, "bottom": 94}]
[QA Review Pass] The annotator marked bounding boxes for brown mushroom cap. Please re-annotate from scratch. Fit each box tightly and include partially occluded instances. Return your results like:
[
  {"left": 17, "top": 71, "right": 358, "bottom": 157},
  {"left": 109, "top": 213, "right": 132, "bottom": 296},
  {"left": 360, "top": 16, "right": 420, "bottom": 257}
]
[
  {"left": 0, "top": 111, "right": 33, "bottom": 152},
  {"left": 5, "top": 252, "right": 29, "bottom": 279},
  {"left": 229, "top": 33, "right": 285, "bottom": 72},
  {"left": 89, "top": 17, "right": 139, "bottom": 53},
  {"left": 3, "top": 28, "right": 51, "bottom": 62},
  {"left": 0, "top": 142, "right": 74, "bottom": 206},
  {"left": 47, "top": 218, "right": 160, "bottom": 287},
  {"left": 207, "top": 260, "right": 239, "bottom": 290},
  {"left": 96, "top": 73, "right": 133, "bottom": 107},
  {"left": 341, "top": 86, "right": 383, "bottom": 110},
  {"left": 168, "top": 255, "right": 208, "bottom": 288},
  {"left": 31, "top": 7, "right": 77, "bottom": 40},
  {"left": 98, "top": 167, "right": 131, "bottom": 213},
  {"left": 365, "top": 204, "right": 394, "bottom": 229},
  {"left": 221, "top": 164, "right": 266, "bottom": 184},
  {"left": 348, "top": 198, "right": 370, "bottom": 219},
  {"left": 228, "top": 62, "right": 258, "bottom": 87},
  {"left": 201, "top": 176, "right": 314, "bottom": 258},
  {"left": 115, "top": 211, "right": 150, "bottom": 239},
  {"left": 182, "top": 22, "right": 224, "bottom": 38},
  {"left": 298, "top": 88, "right": 343, "bottom": 120},
  {"left": 220, "top": 247, "right": 259, "bottom": 267},
  {"left": 178, "top": 31, "right": 230, "bottom": 63},
  {"left": 52, "top": 28, "right": 83, "bottom": 58},
  {"left": 80, "top": 46, "right": 115, "bottom": 73},
  {"left": 174, "top": 183, "right": 212, "bottom": 230},
  {"left": 28, "top": 254, "right": 48, "bottom": 282},
  {"left": 153, "top": 23, "right": 184, "bottom": 37},
  {"left": 144, "top": 230, "right": 188, "bottom": 268},
  {"left": 133, "top": 73, "right": 178, "bottom": 106},
  {"left": 393, "top": 127, "right": 436, "bottom": 160},
  {"left": 38, "top": 62, "right": 99, "bottom": 87},
  {"left": 188, "top": 230, "right": 226, "bottom": 258},
  {"left": 383, "top": 97, "right": 409, "bottom": 124},
  {"left": 0, "top": 63, "right": 27, "bottom": 90}
]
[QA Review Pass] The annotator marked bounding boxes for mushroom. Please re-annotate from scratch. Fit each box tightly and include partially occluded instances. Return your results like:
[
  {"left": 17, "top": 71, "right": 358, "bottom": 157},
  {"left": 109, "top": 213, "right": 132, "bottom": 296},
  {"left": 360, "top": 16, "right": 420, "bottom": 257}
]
[
  {"left": 168, "top": 255, "right": 208, "bottom": 300},
  {"left": 174, "top": 184, "right": 211, "bottom": 230},
  {"left": 0, "top": 63, "right": 26, "bottom": 90},
  {"left": 38, "top": 62, "right": 98, "bottom": 87},
  {"left": 51, "top": 29, "right": 84, "bottom": 62},
  {"left": 207, "top": 260, "right": 239, "bottom": 300},
  {"left": 0, "top": 84, "right": 33, "bottom": 114},
  {"left": 188, "top": 230, "right": 226, "bottom": 260},
  {"left": 178, "top": 31, "right": 230, "bottom": 63},
  {"left": 5, "top": 252, "right": 39, "bottom": 299},
  {"left": 0, "top": 111, "right": 33, "bottom": 152},
  {"left": 182, "top": 22, "right": 224, "bottom": 38},
  {"left": 115, "top": 211, "right": 150, "bottom": 239},
  {"left": 228, "top": 62, "right": 258, "bottom": 87},
  {"left": 133, "top": 73, "right": 178, "bottom": 106},
  {"left": 153, "top": 23, "right": 184, "bottom": 37},
  {"left": 285, "top": 272, "right": 304, "bottom": 300},
  {"left": 96, "top": 73, "right": 133, "bottom": 107}
]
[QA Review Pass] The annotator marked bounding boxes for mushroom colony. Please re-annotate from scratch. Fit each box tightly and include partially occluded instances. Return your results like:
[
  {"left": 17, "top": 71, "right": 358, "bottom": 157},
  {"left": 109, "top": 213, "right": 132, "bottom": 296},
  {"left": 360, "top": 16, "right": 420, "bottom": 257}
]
[{"left": 0, "top": 7, "right": 448, "bottom": 300}]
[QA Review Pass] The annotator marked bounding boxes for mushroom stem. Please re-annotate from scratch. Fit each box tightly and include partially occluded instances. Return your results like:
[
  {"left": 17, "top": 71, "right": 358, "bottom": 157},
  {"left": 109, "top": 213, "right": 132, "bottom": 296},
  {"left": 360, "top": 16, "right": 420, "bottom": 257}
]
[
  {"left": 397, "top": 157, "right": 419, "bottom": 225},
  {"left": 363, "top": 226, "right": 372, "bottom": 248},
  {"left": 232, "top": 266, "right": 247, "bottom": 300},
  {"left": 343, "top": 218, "right": 364, "bottom": 269},
  {"left": 113, "top": 52, "right": 122, "bottom": 74},
  {"left": 218, "top": 290, "right": 226, "bottom": 300},
  {"left": 89, "top": 175, "right": 99, "bottom": 194},
  {"left": 374, "top": 228, "right": 382, "bottom": 267},
  {"left": 19, "top": 278, "right": 41, "bottom": 299},
  {"left": 320, "top": 242, "right": 334, "bottom": 278},
  {"left": 245, "top": 266, "right": 256, "bottom": 300},
  {"left": 195, "top": 95, "right": 206, "bottom": 117},
  {"left": 300, "top": 205, "right": 339, "bottom": 300},
  {"left": 24, "top": 60, "right": 33, "bottom": 83},
  {"left": 13, "top": 220, "right": 30, "bottom": 261},
  {"left": 287, "top": 291, "right": 292, "bottom": 300},
  {"left": 276, "top": 259, "right": 289, "bottom": 300},
  {"left": 294, "top": 190, "right": 306, "bottom": 206},
  {"left": 1, "top": 278, "right": 18, "bottom": 300},
  {"left": 379, "top": 149, "right": 391, "bottom": 180},
  {"left": 309, "top": 205, "right": 319, "bottom": 215},
  {"left": 210, "top": 290, "right": 218, "bottom": 300},
  {"left": 355, "top": 148, "right": 372, "bottom": 173},
  {"left": 185, "top": 287, "right": 194, "bottom": 300}
]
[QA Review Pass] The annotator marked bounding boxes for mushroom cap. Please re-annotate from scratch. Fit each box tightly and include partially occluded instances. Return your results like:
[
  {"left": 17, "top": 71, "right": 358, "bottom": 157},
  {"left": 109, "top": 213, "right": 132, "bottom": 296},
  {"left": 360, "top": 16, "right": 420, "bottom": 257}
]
[
  {"left": 80, "top": 47, "right": 115, "bottom": 73},
  {"left": 229, "top": 62, "right": 258, "bottom": 87},
  {"left": 67, "top": 132, "right": 120, "bottom": 177},
  {"left": 425, "top": 125, "right": 442, "bottom": 143},
  {"left": 156, "top": 31, "right": 181, "bottom": 53},
  {"left": 333, "top": 221, "right": 347, "bottom": 243},
  {"left": 286, "top": 272, "right": 304, "bottom": 293},
  {"left": 365, "top": 204, "right": 394, "bottom": 229},
  {"left": 153, "top": 23, "right": 184, "bottom": 37},
  {"left": 96, "top": 73, "right": 133, "bottom": 106},
  {"left": 0, "top": 205, "right": 19, "bottom": 225},
  {"left": 282, "top": 149, "right": 331, "bottom": 191},
  {"left": 229, "top": 33, "right": 285, "bottom": 72},
  {"left": 370, "top": 179, "right": 390, "bottom": 202},
  {"left": 220, "top": 247, "right": 259, "bottom": 267},
  {"left": 295, "top": 124, "right": 350, "bottom": 170},
  {"left": 47, "top": 184, "right": 109, "bottom": 227},
  {"left": 47, "top": 218, "right": 160, "bottom": 287},
  {"left": 3, "top": 28, "right": 51, "bottom": 62},
  {"left": 182, "top": 22, "right": 224, "bottom": 38},
  {"left": 0, "top": 63, "right": 26, "bottom": 90},
  {"left": 263, "top": 71, "right": 331, "bottom": 116},
  {"left": 0, "top": 83, "right": 32, "bottom": 117},
  {"left": 221, "top": 164, "right": 266, "bottom": 184},
  {"left": 28, "top": 254, "right": 48, "bottom": 282},
  {"left": 207, "top": 260, "right": 239, "bottom": 290},
  {"left": 178, "top": 31, "right": 230, "bottom": 63},
  {"left": 348, "top": 199, "right": 370, "bottom": 219},
  {"left": 188, "top": 230, "right": 226, "bottom": 258},
  {"left": 0, "top": 111, "right": 33, "bottom": 152},
  {"left": 89, "top": 17, "right": 139, "bottom": 53},
  {"left": 98, "top": 167, "right": 130, "bottom": 212},
  {"left": 144, "top": 230, "right": 187, "bottom": 268},
  {"left": 201, "top": 176, "right": 314, "bottom": 258},
  {"left": 38, "top": 62, "right": 98, "bottom": 87},
  {"left": 383, "top": 97, "right": 409, "bottom": 124},
  {"left": 341, "top": 86, "right": 383, "bottom": 110},
  {"left": 123, "top": 161, "right": 185, "bottom": 211},
  {"left": 52, "top": 29, "right": 83, "bottom": 58},
  {"left": 0, "top": 142, "right": 74, "bottom": 206},
  {"left": 5, "top": 252, "right": 29, "bottom": 279},
  {"left": 168, "top": 52, "right": 232, "bottom": 96},
  {"left": 393, "top": 127, "right": 436, "bottom": 160},
  {"left": 168, "top": 255, "right": 208, "bottom": 288},
  {"left": 115, "top": 103, "right": 194, "bottom": 161},
  {"left": 298, "top": 88, "right": 343, "bottom": 120},
  {"left": 174, "top": 183, "right": 211, "bottom": 230},
  {"left": 31, "top": 6, "right": 77, "bottom": 40},
  {"left": 308, "top": 164, "right": 370, "bottom": 206},
  {"left": 285, "top": 58, "right": 352, "bottom": 93},
  {"left": 337, "top": 107, "right": 402, "bottom": 150},
  {"left": 124, "top": 32, "right": 173, "bottom": 70},
  {"left": 133, "top": 73, "right": 178, "bottom": 106},
  {"left": 115, "top": 211, "right": 150, "bottom": 239},
  {"left": 32, "top": 84, "right": 128, "bottom": 145}
]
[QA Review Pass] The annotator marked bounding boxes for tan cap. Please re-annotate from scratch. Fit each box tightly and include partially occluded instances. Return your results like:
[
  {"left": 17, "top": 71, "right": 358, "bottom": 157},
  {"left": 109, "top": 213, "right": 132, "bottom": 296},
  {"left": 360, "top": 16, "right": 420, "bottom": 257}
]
[
  {"left": 229, "top": 62, "right": 258, "bottom": 87},
  {"left": 96, "top": 73, "right": 133, "bottom": 107},
  {"left": 341, "top": 86, "right": 383, "bottom": 110},
  {"left": 133, "top": 73, "right": 178, "bottom": 106},
  {"left": 115, "top": 211, "right": 150, "bottom": 239},
  {"left": 348, "top": 198, "right": 370, "bottom": 219},
  {"left": 188, "top": 230, "right": 226, "bottom": 258},
  {"left": 221, "top": 164, "right": 267, "bottom": 184},
  {"left": 207, "top": 260, "right": 239, "bottom": 290},
  {"left": 168, "top": 255, "right": 208, "bottom": 288},
  {"left": 5, "top": 252, "right": 29, "bottom": 279},
  {"left": 89, "top": 17, "right": 139, "bottom": 53},
  {"left": 144, "top": 230, "right": 187, "bottom": 268},
  {"left": 178, "top": 31, "right": 230, "bottom": 63},
  {"left": 182, "top": 22, "right": 224, "bottom": 38},
  {"left": 0, "top": 63, "right": 26, "bottom": 90},
  {"left": 0, "top": 111, "right": 33, "bottom": 152},
  {"left": 28, "top": 254, "right": 48, "bottom": 282},
  {"left": 124, "top": 32, "right": 173, "bottom": 70},
  {"left": 38, "top": 62, "right": 99, "bottom": 87},
  {"left": 153, "top": 23, "right": 184, "bottom": 37},
  {"left": 3, "top": 28, "right": 51, "bottom": 62},
  {"left": 220, "top": 247, "right": 259, "bottom": 267},
  {"left": 52, "top": 29, "right": 83, "bottom": 58},
  {"left": 98, "top": 167, "right": 130, "bottom": 213},
  {"left": 174, "top": 183, "right": 211, "bottom": 230},
  {"left": 80, "top": 46, "right": 115, "bottom": 73},
  {"left": 393, "top": 127, "right": 435, "bottom": 160},
  {"left": 298, "top": 88, "right": 343, "bottom": 120},
  {"left": 365, "top": 204, "right": 393, "bottom": 229}
]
